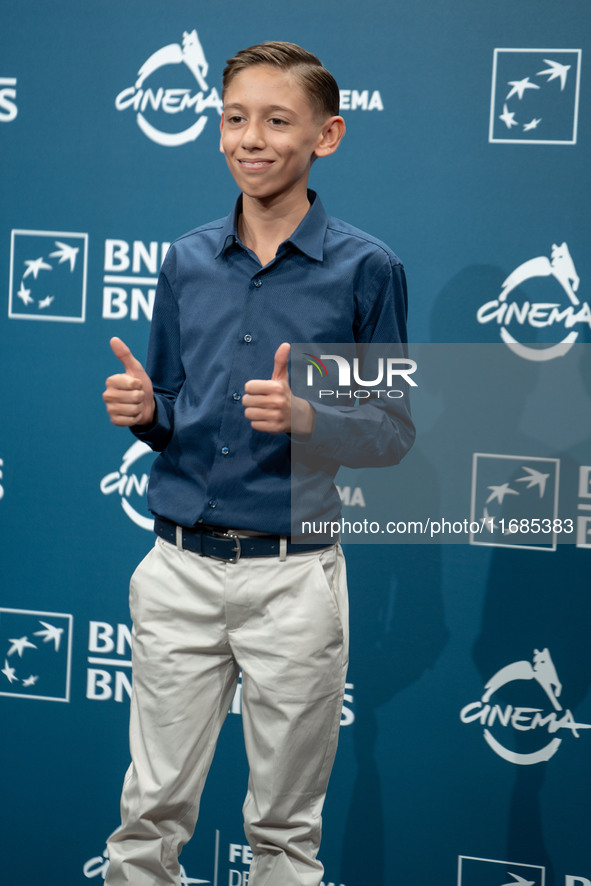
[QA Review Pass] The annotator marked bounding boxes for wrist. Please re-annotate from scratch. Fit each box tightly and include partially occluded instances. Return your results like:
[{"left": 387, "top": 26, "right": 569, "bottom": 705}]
[
  {"left": 291, "top": 396, "right": 316, "bottom": 438},
  {"left": 135, "top": 397, "right": 157, "bottom": 430}
]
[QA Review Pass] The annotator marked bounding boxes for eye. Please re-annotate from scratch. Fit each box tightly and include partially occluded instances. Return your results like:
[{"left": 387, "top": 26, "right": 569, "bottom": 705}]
[
  {"left": 227, "top": 115, "right": 245, "bottom": 125},
  {"left": 269, "top": 117, "right": 288, "bottom": 127}
]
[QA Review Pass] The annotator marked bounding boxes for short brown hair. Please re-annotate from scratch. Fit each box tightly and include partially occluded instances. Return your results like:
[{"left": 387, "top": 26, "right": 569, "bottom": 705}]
[{"left": 222, "top": 41, "right": 340, "bottom": 118}]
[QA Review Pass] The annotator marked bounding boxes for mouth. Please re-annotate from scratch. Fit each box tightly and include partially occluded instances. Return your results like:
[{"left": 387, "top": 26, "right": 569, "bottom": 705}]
[{"left": 237, "top": 159, "right": 274, "bottom": 170}]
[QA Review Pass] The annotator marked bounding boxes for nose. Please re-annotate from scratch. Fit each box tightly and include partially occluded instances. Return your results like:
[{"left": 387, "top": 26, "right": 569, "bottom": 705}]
[{"left": 241, "top": 119, "right": 265, "bottom": 150}]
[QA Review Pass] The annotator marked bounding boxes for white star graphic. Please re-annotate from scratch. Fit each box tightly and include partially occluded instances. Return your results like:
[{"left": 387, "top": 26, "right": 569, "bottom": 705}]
[
  {"left": 501, "top": 873, "right": 536, "bottom": 886},
  {"left": 480, "top": 508, "right": 496, "bottom": 532},
  {"left": 506, "top": 77, "right": 540, "bottom": 100},
  {"left": 34, "top": 622, "right": 64, "bottom": 652},
  {"left": 523, "top": 118, "right": 542, "bottom": 131},
  {"left": 22, "top": 674, "right": 39, "bottom": 687},
  {"left": 7, "top": 636, "right": 37, "bottom": 658},
  {"left": 499, "top": 103, "right": 518, "bottom": 129},
  {"left": 49, "top": 241, "right": 79, "bottom": 271},
  {"left": 17, "top": 282, "right": 34, "bottom": 305},
  {"left": 537, "top": 59, "right": 570, "bottom": 91},
  {"left": 486, "top": 483, "right": 519, "bottom": 505},
  {"left": 516, "top": 466, "right": 550, "bottom": 497},
  {"left": 23, "top": 257, "right": 52, "bottom": 279},
  {"left": 2, "top": 659, "right": 18, "bottom": 684}
]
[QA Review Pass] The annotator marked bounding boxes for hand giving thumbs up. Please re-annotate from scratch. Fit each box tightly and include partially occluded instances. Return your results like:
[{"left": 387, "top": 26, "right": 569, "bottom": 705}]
[
  {"left": 102, "top": 337, "right": 155, "bottom": 427},
  {"left": 242, "top": 343, "right": 315, "bottom": 436}
]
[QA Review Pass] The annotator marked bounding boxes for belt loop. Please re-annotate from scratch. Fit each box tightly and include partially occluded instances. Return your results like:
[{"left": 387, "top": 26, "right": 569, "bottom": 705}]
[
  {"left": 279, "top": 536, "right": 287, "bottom": 561},
  {"left": 176, "top": 524, "right": 183, "bottom": 551}
]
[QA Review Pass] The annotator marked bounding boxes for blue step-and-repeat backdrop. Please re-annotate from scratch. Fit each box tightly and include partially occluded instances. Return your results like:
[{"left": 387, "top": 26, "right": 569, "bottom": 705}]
[{"left": 1, "top": 2, "right": 590, "bottom": 885}]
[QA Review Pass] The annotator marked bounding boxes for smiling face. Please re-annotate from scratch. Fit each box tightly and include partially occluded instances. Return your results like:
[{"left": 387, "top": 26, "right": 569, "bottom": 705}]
[{"left": 220, "top": 64, "right": 344, "bottom": 207}]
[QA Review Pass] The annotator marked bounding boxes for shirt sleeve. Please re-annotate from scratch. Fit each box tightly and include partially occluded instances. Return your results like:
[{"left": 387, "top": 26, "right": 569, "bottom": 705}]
[
  {"left": 293, "top": 258, "right": 416, "bottom": 468},
  {"left": 131, "top": 249, "right": 185, "bottom": 452}
]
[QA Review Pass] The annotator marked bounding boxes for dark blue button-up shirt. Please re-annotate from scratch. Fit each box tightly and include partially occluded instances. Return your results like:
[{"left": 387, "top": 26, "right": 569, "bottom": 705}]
[{"left": 134, "top": 191, "right": 414, "bottom": 533}]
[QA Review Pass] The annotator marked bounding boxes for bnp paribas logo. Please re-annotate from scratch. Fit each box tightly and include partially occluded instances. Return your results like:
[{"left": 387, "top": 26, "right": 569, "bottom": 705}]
[
  {"left": 489, "top": 48, "right": 582, "bottom": 145},
  {"left": 458, "top": 855, "right": 545, "bottom": 886},
  {"left": 0, "top": 608, "right": 73, "bottom": 702},
  {"left": 8, "top": 230, "right": 88, "bottom": 322}
]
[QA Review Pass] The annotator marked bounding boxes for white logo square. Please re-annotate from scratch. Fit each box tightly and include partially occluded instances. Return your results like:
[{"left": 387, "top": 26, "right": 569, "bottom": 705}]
[
  {"left": 8, "top": 229, "right": 88, "bottom": 322},
  {"left": 0, "top": 608, "right": 73, "bottom": 702},
  {"left": 458, "top": 855, "right": 545, "bottom": 886},
  {"left": 489, "top": 48, "right": 582, "bottom": 144},
  {"left": 470, "top": 453, "right": 560, "bottom": 550}
]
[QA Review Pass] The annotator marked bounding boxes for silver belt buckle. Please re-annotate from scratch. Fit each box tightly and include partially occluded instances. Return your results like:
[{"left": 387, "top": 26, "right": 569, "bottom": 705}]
[{"left": 211, "top": 530, "right": 241, "bottom": 563}]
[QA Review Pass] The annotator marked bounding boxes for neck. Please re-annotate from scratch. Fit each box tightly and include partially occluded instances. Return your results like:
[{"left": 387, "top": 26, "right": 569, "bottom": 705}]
[{"left": 238, "top": 190, "right": 311, "bottom": 266}]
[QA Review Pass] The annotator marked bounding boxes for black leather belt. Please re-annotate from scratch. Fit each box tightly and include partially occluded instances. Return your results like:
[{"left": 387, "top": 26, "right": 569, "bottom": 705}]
[{"left": 154, "top": 516, "right": 330, "bottom": 563}]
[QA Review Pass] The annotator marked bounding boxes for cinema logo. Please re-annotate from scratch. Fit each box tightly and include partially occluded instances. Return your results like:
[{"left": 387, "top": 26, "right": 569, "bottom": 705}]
[
  {"left": 84, "top": 832, "right": 346, "bottom": 886},
  {"left": 304, "top": 351, "right": 417, "bottom": 400},
  {"left": 476, "top": 242, "right": 590, "bottom": 361},
  {"left": 100, "top": 440, "right": 156, "bottom": 531},
  {"left": 338, "top": 88, "right": 383, "bottom": 112},
  {"left": 115, "top": 29, "right": 222, "bottom": 146},
  {"left": 83, "top": 843, "right": 210, "bottom": 883},
  {"left": 460, "top": 648, "right": 591, "bottom": 764}
]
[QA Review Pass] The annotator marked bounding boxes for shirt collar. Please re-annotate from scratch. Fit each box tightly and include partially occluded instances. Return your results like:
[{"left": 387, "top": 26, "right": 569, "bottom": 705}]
[{"left": 216, "top": 189, "right": 328, "bottom": 262}]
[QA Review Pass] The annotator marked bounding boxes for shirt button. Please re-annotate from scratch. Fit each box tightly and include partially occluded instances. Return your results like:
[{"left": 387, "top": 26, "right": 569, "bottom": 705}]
[
  {"left": 253, "top": 279, "right": 262, "bottom": 288},
  {"left": 221, "top": 446, "right": 230, "bottom": 456},
  {"left": 243, "top": 334, "right": 252, "bottom": 343},
  {"left": 208, "top": 499, "right": 217, "bottom": 509},
  {"left": 232, "top": 391, "right": 242, "bottom": 401}
]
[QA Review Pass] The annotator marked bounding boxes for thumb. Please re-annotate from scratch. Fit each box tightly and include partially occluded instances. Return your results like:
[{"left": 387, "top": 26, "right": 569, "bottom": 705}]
[
  {"left": 271, "top": 342, "right": 290, "bottom": 381},
  {"left": 110, "top": 337, "right": 145, "bottom": 377}
]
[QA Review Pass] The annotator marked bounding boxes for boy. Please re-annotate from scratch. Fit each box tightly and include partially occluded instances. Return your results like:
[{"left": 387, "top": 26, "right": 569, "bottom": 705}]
[{"left": 102, "top": 41, "right": 413, "bottom": 886}]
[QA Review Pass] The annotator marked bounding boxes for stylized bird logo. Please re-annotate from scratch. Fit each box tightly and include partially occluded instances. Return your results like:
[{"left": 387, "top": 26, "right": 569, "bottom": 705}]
[
  {"left": 33, "top": 621, "right": 64, "bottom": 652},
  {"left": 7, "top": 636, "right": 37, "bottom": 658},
  {"left": 2, "top": 660, "right": 18, "bottom": 684},
  {"left": 516, "top": 466, "right": 550, "bottom": 497},
  {"left": 499, "top": 103, "right": 518, "bottom": 129},
  {"left": 501, "top": 872, "right": 536, "bottom": 886},
  {"left": 523, "top": 118, "right": 542, "bottom": 132},
  {"left": 17, "top": 282, "right": 34, "bottom": 305},
  {"left": 22, "top": 675, "right": 39, "bottom": 687},
  {"left": 537, "top": 59, "right": 570, "bottom": 90},
  {"left": 480, "top": 507, "right": 496, "bottom": 531},
  {"left": 506, "top": 77, "right": 540, "bottom": 100},
  {"left": 179, "top": 865, "right": 211, "bottom": 885},
  {"left": 486, "top": 482, "right": 519, "bottom": 505},
  {"left": 23, "top": 257, "right": 52, "bottom": 279},
  {"left": 49, "top": 241, "right": 79, "bottom": 271}
]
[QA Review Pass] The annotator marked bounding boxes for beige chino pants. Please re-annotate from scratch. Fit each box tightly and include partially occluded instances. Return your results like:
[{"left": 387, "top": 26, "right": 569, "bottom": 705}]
[{"left": 105, "top": 536, "right": 349, "bottom": 886}]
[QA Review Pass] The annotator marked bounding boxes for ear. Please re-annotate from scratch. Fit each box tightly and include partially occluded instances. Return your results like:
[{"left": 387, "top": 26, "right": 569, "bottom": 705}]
[
  {"left": 219, "top": 112, "right": 225, "bottom": 154},
  {"left": 314, "top": 115, "right": 346, "bottom": 158}
]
